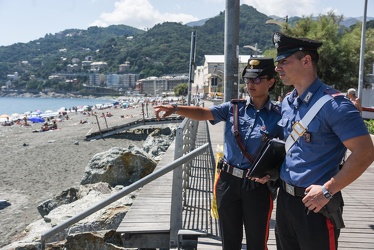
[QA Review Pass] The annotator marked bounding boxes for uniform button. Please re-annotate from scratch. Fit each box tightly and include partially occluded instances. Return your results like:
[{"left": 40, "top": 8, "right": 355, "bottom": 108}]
[
  {"left": 245, "top": 137, "right": 248, "bottom": 140},
  {"left": 286, "top": 168, "right": 290, "bottom": 172}
]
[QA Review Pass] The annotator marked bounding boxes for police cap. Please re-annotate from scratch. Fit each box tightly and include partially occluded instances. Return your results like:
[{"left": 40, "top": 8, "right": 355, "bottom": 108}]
[
  {"left": 242, "top": 57, "right": 276, "bottom": 79},
  {"left": 272, "top": 32, "right": 323, "bottom": 62}
]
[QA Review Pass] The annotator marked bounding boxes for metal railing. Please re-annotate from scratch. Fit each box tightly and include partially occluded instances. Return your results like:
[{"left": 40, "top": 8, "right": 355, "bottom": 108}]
[
  {"left": 170, "top": 117, "right": 199, "bottom": 247},
  {"left": 40, "top": 116, "right": 208, "bottom": 249}
]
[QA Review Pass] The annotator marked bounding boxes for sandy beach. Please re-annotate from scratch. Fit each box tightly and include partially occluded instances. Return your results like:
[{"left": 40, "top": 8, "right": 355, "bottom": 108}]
[{"left": 0, "top": 105, "right": 149, "bottom": 247}]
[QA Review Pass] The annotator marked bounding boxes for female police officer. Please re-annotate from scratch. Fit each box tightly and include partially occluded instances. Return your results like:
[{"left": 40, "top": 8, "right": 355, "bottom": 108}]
[{"left": 154, "top": 57, "right": 283, "bottom": 249}]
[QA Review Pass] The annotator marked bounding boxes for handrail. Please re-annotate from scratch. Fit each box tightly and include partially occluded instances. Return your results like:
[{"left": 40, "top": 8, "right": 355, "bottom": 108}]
[{"left": 40, "top": 142, "right": 209, "bottom": 249}]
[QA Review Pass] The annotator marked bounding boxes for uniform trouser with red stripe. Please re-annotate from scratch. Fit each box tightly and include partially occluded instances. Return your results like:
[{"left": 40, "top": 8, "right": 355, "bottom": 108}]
[
  {"left": 275, "top": 187, "right": 341, "bottom": 250},
  {"left": 215, "top": 171, "right": 273, "bottom": 250}
]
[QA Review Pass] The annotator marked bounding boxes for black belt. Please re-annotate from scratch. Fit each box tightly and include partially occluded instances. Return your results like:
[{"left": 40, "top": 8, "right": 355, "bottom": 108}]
[
  {"left": 280, "top": 179, "right": 306, "bottom": 198},
  {"left": 219, "top": 162, "right": 248, "bottom": 179}
]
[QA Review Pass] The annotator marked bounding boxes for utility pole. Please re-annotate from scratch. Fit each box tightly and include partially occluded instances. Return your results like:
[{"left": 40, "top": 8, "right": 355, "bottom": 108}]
[
  {"left": 224, "top": 0, "right": 239, "bottom": 102},
  {"left": 358, "top": 0, "right": 368, "bottom": 109},
  {"left": 187, "top": 31, "right": 196, "bottom": 106}
]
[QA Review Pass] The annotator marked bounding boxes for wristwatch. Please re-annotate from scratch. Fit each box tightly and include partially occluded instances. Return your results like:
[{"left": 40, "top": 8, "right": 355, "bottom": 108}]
[
  {"left": 321, "top": 186, "right": 333, "bottom": 200},
  {"left": 171, "top": 103, "right": 178, "bottom": 114}
]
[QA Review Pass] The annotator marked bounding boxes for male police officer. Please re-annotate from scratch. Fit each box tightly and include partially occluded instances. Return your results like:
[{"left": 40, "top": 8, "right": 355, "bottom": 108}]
[{"left": 273, "top": 32, "right": 374, "bottom": 250}]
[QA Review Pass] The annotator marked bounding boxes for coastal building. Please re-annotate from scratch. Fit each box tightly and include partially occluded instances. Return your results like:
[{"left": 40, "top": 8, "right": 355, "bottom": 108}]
[
  {"left": 120, "top": 74, "right": 139, "bottom": 90},
  {"left": 48, "top": 74, "right": 66, "bottom": 81},
  {"left": 136, "top": 74, "right": 188, "bottom": 96},
  {"left": 106, "top": 74, "right": 120, "bottom": 88},
  {"left": 105, "top": 73, "right": 139, "bottom": 92},
  {"left": 119, "top": 62, "right": 131, "bottom": 72},
  {"left": 7, "top": 72, "right": 19, "bottom": 81},
  {"left": 90, "top": 62, "right": 108, "bottom": 72},
  {"left": 89, "top": 73, "right": 106, "bottom": 86},
  {"left": 67, "top": 64, "right": 80, "bottom": 73},
  {"left": 192, "top": 55, "right": 255, "bottom": 98}
]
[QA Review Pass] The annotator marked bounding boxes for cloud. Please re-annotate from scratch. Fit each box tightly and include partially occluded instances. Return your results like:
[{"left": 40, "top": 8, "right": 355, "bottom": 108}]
[
  {"left": 90, "top": 0, "right": 199, "bottom": 29},
  {"left": 241, "top": 0, "right": 319, "bottom": 17}
]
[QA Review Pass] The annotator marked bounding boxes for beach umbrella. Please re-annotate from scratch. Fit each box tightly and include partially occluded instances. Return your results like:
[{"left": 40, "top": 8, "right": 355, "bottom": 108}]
[
  {"left": 0, "top": 114, "right": 10, "bottom": 122},
  {"left": 11, "top": 113, "right": 20, "bottom": 120},
  {"left": 44, "top": 110, "right": 54, "bottom": 113},
  {"left": 28, "top": 117, "right": 44, "bottom": 123}
]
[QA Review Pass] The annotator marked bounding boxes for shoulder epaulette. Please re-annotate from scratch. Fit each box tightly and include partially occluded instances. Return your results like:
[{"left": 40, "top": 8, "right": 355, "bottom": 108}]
[{"left": 324, "top": 88, "right": 342, "bottom": 97}]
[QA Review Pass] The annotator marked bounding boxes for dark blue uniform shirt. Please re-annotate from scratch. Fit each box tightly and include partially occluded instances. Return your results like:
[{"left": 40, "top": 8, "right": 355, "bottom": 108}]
[
  {"left": 209, "top": 97, "right": 283, "bottom": 169},
  {"left": 278, "top": 78, "right": 369, "bottom": 187}
]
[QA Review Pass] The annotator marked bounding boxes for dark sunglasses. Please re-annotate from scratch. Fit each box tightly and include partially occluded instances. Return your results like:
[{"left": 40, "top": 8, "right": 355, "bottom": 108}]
[{"left": 244, "top": 77, "right": 268, "bottom": 84}]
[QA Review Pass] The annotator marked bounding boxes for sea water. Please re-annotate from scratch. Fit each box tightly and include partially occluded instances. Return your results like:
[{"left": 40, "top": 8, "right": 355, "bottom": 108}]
[{"left": 0, "top": 96, "right": 113, "bottom": 115}]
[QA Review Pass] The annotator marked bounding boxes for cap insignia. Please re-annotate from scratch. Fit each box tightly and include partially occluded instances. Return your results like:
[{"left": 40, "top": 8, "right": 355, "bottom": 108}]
[
  {"left": 249, "top": 59, "right": 260, "bottom": 69},
  {"left": 273, "top": 33, "right": 281, "bottom": 48}
]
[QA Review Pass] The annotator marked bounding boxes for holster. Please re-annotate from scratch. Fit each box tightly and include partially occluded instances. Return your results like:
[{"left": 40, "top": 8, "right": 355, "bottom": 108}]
[
  {"left": 267, "top": 179, "right": 280, "bottom": 200},
  {"left": 319, "top": 191, "right": 345, "bottom": 229},
  {"left": 217, "top": 158, "right": 224, "bottom": 172}
]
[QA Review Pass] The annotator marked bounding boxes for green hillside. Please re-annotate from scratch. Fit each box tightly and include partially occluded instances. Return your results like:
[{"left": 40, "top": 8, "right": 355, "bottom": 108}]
[{"left": 0, "top": 5, "right": 279, "bottom": 82}]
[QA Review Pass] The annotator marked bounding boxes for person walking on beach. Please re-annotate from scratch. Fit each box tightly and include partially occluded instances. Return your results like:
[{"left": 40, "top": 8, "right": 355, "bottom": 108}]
[
  {"left": 272, "top": 31, "right": 374, "bottom": 250},
  {"left": 154, "top": 58, "right": 283, "bottom": 249}
]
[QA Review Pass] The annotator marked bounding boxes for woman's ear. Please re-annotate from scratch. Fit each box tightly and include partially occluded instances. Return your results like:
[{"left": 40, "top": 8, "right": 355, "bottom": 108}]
[{"left": 268, "top": 78, "right": 275, "bottom": 89}]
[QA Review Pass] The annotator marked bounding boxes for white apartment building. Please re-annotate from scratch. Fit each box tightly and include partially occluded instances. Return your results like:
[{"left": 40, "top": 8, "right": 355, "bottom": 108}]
[
  {"left": 193, "top": 55, "right": 255, "bottom": 98},
  {"left": 90, "top": 62, "right": 108, "bottom": 72}
]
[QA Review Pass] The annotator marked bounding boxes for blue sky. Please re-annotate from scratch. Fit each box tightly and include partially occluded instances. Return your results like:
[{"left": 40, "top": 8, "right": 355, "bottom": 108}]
[{"left": 0, "top": 0, "right": 373, "bottom": 46}]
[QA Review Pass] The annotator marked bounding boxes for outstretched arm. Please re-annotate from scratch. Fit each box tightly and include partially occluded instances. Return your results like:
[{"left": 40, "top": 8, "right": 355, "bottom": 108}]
[{"left": 153, "top": 104, "right": 214, "bottom": 121}]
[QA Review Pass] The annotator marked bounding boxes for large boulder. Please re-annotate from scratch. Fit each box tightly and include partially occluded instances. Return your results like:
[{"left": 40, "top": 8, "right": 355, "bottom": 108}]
[
  {"left": 81, "top": 145, "right": 157, "bottom": 186},
  {"left": 37, "top": 183, "right": 112, "bottom": 217},
  {"left": 142, "top": 126, "right": 176, "bottom": 160}
]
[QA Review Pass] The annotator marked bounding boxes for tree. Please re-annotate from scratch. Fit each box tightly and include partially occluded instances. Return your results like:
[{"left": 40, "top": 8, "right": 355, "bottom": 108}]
[
  {"left": 266, "top": 12, "right": 374, "bottom": 92},
  {"left": 174, "top": 83, "right": 188, "bottom": 96}
]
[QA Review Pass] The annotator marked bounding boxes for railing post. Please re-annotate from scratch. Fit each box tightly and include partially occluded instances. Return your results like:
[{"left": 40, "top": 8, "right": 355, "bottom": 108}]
[{"left": 169, "top": 118, "right": 191, "bottom": 248}]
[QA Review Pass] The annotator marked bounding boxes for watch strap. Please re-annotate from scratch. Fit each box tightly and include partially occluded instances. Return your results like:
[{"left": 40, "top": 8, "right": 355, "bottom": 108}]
[
  {"left": 322, "top": 186, "right": 333, "bottom": 199},
  {"left": 171, "top": 103, "right": 178, "bottom": 114}
]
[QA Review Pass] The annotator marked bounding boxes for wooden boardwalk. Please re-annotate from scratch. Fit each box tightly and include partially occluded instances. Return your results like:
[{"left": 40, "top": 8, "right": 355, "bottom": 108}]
[
  {"left": 117, "top": 120, "right": 220, "bottom": 249},
  {"left": 117, "top": 108, "right": 374, "bottom": 249}
]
